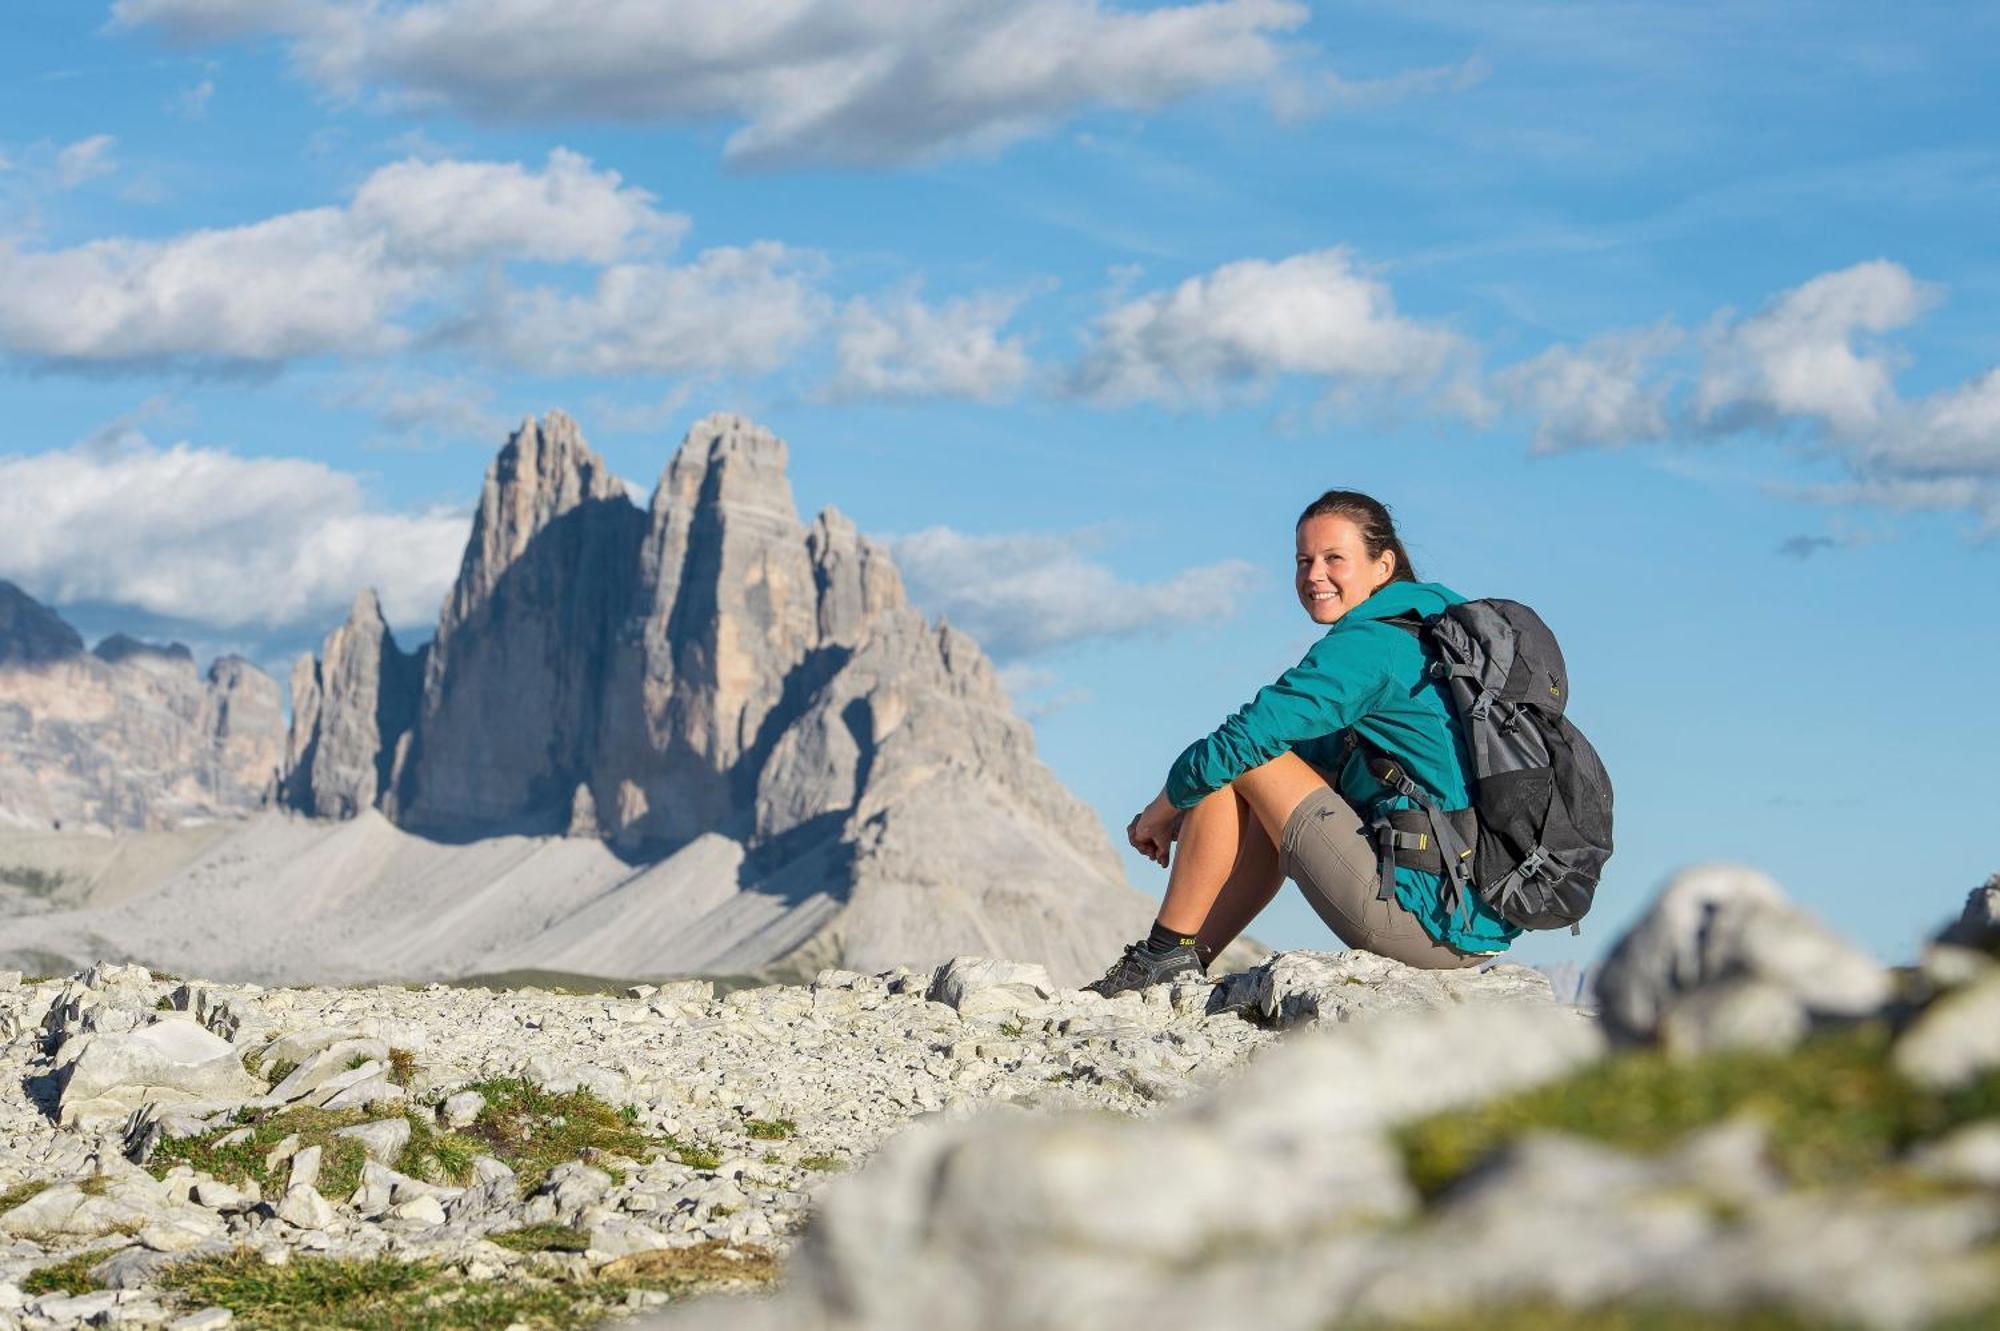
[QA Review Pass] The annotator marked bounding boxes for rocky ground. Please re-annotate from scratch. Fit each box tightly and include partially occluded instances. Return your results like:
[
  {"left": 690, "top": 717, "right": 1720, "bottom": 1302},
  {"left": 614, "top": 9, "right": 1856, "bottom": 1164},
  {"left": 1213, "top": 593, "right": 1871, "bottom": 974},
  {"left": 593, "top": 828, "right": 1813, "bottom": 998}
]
[{"left": 0, "top": 868, "right": 1994, "bottom": 1330}]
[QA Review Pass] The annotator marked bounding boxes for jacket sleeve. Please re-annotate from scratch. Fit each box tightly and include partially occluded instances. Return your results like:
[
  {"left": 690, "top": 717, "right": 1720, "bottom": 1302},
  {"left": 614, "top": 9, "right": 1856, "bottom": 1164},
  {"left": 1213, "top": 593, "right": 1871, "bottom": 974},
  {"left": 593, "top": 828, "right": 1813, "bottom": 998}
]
[{"left": 1164, "top": 629, "right": 1395, "bottom": 809}]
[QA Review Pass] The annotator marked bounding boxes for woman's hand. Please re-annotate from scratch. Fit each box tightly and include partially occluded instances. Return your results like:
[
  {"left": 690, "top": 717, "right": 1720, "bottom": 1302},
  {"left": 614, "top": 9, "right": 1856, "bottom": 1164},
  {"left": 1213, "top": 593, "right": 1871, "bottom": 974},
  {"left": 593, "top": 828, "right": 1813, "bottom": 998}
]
[{"left": 1126, "top": 790, "right": 1185, "bottom": 869}]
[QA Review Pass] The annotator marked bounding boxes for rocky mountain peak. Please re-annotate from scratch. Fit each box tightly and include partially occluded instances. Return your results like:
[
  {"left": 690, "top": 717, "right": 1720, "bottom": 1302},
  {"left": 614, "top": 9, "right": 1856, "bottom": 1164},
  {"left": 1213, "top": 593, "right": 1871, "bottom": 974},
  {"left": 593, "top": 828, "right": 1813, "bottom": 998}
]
[
  {"left": 284, "top": 587, "right": 423, "bottom": 820},
  {"left": 0, "top": 581, "right": 84, "bottom": 666},
  {"left": 652, "top": 412, "right": 800, "bottom": 530},
  {"left": 93, "top": 634, "right": 197, "bottom": 673},
  {"left": 277, "top": 410, "right": 1150, "bottom": 980},
  {"left": 446, "top": 410, "right": 636, "bottom": 627}
]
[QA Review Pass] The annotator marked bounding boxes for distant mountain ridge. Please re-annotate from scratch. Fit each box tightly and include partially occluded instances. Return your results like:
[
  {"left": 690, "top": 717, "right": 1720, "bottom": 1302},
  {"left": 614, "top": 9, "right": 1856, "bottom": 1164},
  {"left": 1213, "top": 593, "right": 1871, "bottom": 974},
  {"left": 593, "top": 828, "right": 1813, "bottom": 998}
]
[
  {"left": 0, "top": 582, "right": 284, "bottom": 833},
  {"left": 0, "top": 412, "right": 1156, "bottom": 984}
]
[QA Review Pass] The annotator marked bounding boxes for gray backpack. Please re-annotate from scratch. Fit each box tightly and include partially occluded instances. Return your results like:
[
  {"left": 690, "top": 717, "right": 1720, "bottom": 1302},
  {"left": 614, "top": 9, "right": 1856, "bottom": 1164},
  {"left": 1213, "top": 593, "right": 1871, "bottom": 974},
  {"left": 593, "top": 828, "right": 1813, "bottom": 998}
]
[{"left": 1352, "top": 598, "right": 1614, "bottom": 932}]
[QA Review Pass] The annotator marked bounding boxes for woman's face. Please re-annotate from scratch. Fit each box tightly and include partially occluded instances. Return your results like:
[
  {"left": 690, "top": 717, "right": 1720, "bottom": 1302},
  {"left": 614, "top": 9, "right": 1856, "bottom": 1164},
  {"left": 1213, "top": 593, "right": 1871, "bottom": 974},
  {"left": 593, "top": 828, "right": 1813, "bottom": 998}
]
[{"left": 1295, "top": 514, "right": 1395, "bottom": 625}]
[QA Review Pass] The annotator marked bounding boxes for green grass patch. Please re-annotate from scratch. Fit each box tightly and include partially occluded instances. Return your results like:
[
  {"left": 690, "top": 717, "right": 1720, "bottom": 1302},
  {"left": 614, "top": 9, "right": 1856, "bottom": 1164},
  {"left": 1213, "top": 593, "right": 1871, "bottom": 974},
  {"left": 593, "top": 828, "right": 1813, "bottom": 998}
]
[
  {"left": 453, "top": 1077, "right": 673, "bottom": 1192},
  {"left": 395, "top": 1113, "right": 480, "bottom": 1187},
  {"left": 1398, "top": 1023, "right": 2000, "bottom": 1200},
  {"left": 0, "top": 1178, "right": 48, "bottom": 1211},
  {"left": 488, "top": 1224, "right": 591, "bottom": 1254},
  {"left": 152, "top": 1243, "right": 778, "bottom": 1331},
  {"left": 147, "top": 1106, "right": 375, "bottom": 1200},
  {"left": 21, "top": 1250, "right": 105, "bottom": 1297},
  {"left": 743, "top": 1118, "right": 795, "bottom": 1141},
  {"left": 797, "top": 1153, "right": 845, "bottom": 1173}
]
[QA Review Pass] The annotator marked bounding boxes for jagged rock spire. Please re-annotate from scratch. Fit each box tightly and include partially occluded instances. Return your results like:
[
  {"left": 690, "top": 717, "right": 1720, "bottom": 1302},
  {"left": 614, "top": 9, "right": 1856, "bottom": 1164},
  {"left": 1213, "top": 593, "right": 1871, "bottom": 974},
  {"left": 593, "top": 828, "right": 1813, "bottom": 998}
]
[{"left": 0, "top": 581, "right": 84, "bottom": 666}]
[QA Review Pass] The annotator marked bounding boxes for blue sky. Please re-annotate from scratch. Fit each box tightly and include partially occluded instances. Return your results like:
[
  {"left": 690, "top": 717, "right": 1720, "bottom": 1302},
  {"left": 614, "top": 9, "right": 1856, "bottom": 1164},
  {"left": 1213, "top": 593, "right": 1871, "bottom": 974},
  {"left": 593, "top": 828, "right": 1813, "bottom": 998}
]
[{"left": 3, "top": 1, "right": 1996, "bottom": 966}]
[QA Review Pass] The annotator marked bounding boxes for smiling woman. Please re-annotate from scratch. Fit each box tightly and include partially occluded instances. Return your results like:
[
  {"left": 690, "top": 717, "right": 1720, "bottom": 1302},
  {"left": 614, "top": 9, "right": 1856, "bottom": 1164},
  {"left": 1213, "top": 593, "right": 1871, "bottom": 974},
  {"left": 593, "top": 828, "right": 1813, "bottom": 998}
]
[{"left": 1087, "top": 489, "right": 1520, "bottom": 997}]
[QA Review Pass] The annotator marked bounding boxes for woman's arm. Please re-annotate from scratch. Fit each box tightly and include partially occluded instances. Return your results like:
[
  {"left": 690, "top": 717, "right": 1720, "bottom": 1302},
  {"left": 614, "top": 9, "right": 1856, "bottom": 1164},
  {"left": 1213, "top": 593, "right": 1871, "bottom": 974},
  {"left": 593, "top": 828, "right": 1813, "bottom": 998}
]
[{"left": 1163, "top": 630, "right": 1393, "bottom": 810}]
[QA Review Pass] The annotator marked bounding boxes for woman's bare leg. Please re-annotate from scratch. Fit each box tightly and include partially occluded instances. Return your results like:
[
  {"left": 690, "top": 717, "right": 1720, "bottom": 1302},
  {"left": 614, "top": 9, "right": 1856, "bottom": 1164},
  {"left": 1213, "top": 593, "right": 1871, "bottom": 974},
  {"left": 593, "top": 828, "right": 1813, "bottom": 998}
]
[
  {"left": 1154, "top": 785, "right": 1284, "bottom": 962},
  {"left": 1228, "top": 749, "right": 1335, "bottom": 849}
]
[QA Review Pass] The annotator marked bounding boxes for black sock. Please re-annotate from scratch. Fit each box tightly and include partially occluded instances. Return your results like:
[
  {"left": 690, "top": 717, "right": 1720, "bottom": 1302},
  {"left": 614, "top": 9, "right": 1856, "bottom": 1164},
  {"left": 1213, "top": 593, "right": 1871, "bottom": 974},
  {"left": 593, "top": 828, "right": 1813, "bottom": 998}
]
[{"left": 1145, "top": 920, "right": 1199, "bottom": 954}]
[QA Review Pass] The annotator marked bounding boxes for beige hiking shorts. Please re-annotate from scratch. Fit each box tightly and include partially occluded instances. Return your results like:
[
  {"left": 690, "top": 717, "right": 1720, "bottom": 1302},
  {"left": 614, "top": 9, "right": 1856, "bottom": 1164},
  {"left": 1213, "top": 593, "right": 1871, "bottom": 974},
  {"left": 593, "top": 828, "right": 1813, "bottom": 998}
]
[{"left": 1278, "top": 785, "right": 1481, "bottom": 970}]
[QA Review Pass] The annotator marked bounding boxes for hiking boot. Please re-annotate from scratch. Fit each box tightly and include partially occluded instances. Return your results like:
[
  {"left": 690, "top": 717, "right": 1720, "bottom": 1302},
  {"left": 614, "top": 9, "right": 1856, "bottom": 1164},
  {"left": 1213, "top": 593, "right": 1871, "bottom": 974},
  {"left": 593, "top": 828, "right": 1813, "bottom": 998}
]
[{"left": 1084, "top": 939, "right": 1204, "bottom": 998}]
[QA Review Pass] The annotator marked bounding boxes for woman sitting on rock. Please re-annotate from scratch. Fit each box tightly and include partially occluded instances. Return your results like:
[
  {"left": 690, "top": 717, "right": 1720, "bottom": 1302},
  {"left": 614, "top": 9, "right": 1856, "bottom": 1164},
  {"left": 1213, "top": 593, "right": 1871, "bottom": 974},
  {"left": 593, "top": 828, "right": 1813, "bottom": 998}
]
[{"left": 1087, "top": 490, "right": 1518, "bottom": 997}]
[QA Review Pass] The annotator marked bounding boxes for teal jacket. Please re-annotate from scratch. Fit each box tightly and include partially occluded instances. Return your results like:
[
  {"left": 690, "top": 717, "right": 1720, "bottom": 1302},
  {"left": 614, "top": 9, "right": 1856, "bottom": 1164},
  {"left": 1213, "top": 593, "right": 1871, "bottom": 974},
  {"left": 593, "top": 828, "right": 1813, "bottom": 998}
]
[{"left": 1164, "top": 580, "right": 1519, "bottom": 954}]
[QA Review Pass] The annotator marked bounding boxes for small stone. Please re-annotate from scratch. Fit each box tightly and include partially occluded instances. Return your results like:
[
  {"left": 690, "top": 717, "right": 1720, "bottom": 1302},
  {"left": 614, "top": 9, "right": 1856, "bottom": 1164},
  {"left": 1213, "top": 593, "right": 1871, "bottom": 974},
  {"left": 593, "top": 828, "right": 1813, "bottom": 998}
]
[
  {"left": 925, "top": 957, "right": 1055, "bottom": 1019},
  {"left": 275, "top": 1184, "right": 334, "bottom": 1230},
  {"left": 169, "top": 1309, "right": 235, "bottom": 1331},
  {"left": 262, "top": 1133, "right": 301, "bottom": 1174},
  {"left": 1908, "top": 1123, "right": 2000, "bottom": 1187},
  {"left": 1895, "top": 973, "right": 2000, "bottom": 1090},
  {"left": 140, "top": 1211, "right": 224, "bottom": 1252},
  {"left": 441, "top": 1091, "right": 486, "bottom": 1129},
  {"left": 288, "top": 1145, "right": 322, "bottom": 1192},
  {"left": 334, "top": 1118, "right": 412, "bottom": 1165},
  {"left": 1659, "top": 978, "right": 1809, "bottom": 1056},
  {"left": 390, "top": 1194, "right": 447, "bottom": 1226},
  {"left": 192, "top": 1180, "right": 249, "bottom": 1211}
]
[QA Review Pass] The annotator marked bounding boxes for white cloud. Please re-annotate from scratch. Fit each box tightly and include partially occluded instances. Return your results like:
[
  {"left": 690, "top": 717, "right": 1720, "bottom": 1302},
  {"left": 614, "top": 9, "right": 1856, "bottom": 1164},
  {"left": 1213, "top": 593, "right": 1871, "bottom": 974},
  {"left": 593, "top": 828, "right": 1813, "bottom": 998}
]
[
  {"left": 1492, "top": 323, "right": 1680, "bottom": 452},
  {"left": 55, "top": 135, "right": 118, "bottom": 188},
  {"left": 0, "top": 209, "right": 420, "bottom": 366},
  {"left": 1860, "top": 368, "right": 2000, "bottom": 476},
  {"left": 1695, "top": 259, "right": 1937, "bottom": 434},
  {"left": 328, "top": 371, "right": 511, "bottom": 443},
  {"left": 481, "top": 243, "right": 829, "bottom": 376},
  {"left": 0, "top": 149, "right": 681, "bottom": 369},
  {"left": 0, "top": 433, "right": 469, "bottom": 628},
  {"left": 1273, "top": 53, "right": 1489, "bottom": 120},
  {"left": 890, "top": 524, "right": 1258, "bottom": 659},
  {"left": 173, "top": 78, "right": 215, "bottom": 118},
  {"left": 112, "top": 0, "right": 1308, "bottom": 167},
  {"left": 1070, "top": 248, "right": 1465, "bottom": 406},
  {"left": 1787, "top": 476, "right": 2000, "bottom": 538},
  {"left": 349, "top": 149, "right": 684, "bottom": 264},
  {"left": 826, "top": 290, "right": 1031, "bottom": 401}
]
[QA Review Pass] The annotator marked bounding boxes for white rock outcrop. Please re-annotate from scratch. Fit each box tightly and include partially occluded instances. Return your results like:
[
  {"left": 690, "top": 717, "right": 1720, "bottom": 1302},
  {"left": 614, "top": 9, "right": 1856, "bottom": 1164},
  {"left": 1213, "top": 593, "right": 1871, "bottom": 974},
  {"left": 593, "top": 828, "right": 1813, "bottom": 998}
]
[{"left": 1592, "top": 863, "right": 1892, "bottom": 1050}]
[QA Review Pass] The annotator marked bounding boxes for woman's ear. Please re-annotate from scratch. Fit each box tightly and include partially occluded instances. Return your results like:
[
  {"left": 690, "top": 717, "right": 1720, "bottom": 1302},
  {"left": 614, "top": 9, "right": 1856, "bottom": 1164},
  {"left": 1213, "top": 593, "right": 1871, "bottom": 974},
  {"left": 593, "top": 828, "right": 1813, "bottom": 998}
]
[{"left": 1376, "top": 547, "right": 1397, "bottom": 589}]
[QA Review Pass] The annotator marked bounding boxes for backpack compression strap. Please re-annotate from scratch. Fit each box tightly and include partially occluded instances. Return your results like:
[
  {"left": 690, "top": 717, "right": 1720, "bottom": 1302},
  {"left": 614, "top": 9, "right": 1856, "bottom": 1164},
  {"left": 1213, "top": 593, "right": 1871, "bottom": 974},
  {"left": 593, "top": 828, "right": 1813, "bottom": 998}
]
[{"left": 1366, "top": 756, "right": 1477, "bottom": 919}]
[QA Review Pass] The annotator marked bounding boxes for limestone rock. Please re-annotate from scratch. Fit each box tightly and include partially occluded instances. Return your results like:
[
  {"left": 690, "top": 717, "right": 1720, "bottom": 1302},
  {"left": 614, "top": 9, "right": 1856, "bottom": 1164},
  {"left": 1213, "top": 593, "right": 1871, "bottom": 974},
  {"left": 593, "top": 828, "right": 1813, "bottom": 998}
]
[
  {"left": 56, "top": 1022, "right": 257, "bottom": 1125},
  {"left": 1244, "top": 949, "right": 1555, "bottom": 1029},
  {"left": 265, "top": 1039, "right": 390, "bottom": 1102},
  {"left": 275, "top": 1183, "right": 333, "bottom": 1229},
  {"left": 440, "top": 1090, "right": 485, "bottom": 1129},
  {"left": 925, "top": 958, "right": 1055, "bottom": 1018},
  {"left": 335, "top": 1118, "right": 412, "bottom": 1165},
  {"left": 1593, "top": 863, "right": 1891, "bottom": 1045},
  {"left": 1893, "top": 972, "right": 2000, "bottom": 1089},
  {"left": 1657, "top": 977, "right": 1809, "bottom": 1056}
]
